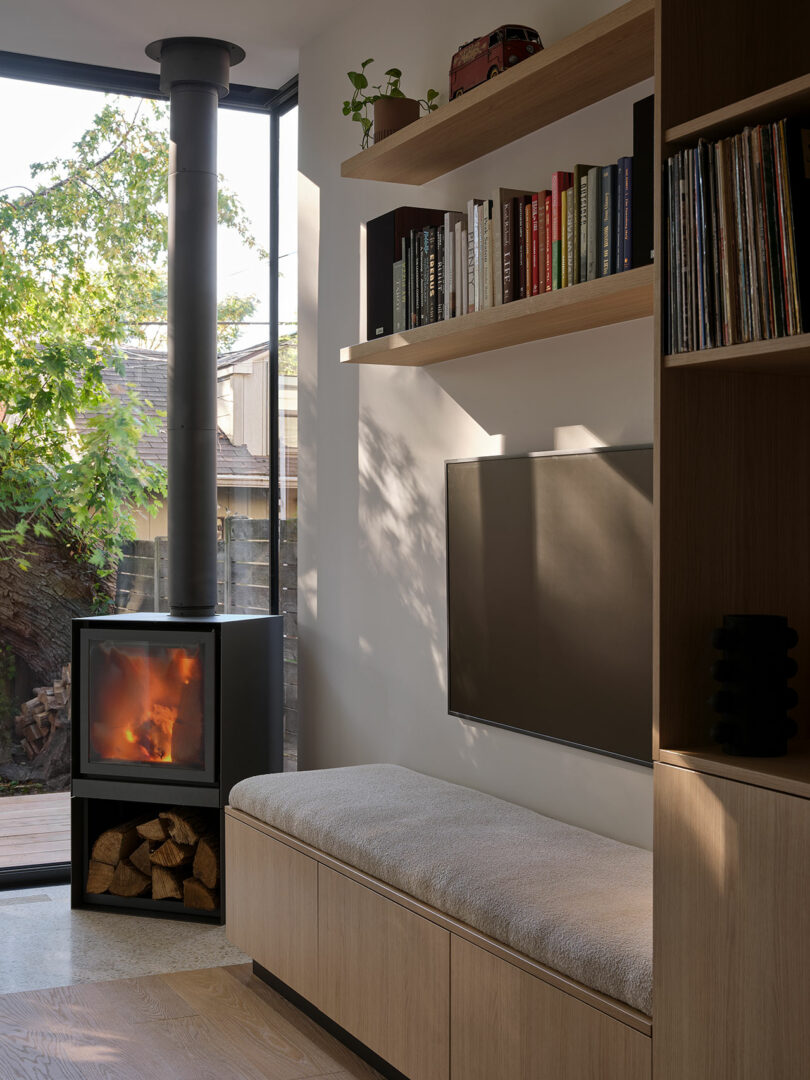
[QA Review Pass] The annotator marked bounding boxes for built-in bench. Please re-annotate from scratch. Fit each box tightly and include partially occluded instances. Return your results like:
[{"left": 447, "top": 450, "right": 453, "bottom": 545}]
[{"left": 225, "top": 764, "right": 652, "bottom": 1080}]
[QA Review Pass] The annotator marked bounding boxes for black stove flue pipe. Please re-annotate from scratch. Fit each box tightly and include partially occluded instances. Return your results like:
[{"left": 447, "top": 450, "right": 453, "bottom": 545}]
[{"left": 145, "top": 37, "right": 245, "bottom": 617}]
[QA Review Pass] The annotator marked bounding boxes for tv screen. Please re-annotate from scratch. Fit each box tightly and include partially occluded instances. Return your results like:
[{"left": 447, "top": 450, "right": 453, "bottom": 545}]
[{"left": 446, "top": 445, "right": 653, "bottom": 764}]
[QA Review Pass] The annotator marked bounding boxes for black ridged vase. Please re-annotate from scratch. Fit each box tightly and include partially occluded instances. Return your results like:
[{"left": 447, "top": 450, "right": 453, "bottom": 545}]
[{"left": 709, "top": 614, "right": 798, "bottom": 757}]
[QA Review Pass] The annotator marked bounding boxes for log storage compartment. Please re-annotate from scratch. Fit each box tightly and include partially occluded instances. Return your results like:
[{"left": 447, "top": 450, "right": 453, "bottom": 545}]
[{"left": 83, "top": 801, "right": 221, "bottom": 916}]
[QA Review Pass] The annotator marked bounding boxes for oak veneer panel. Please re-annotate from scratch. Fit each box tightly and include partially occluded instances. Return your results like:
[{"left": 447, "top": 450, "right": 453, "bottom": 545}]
[
  {"left": 658, "top": 744, "right": 810, "bottom": 799},
  {"left": 654, "top": 763, "right": 810, "bottom": 1078},
  {"left": 665, "top": 73, "right": 810, "bottom": 146},
  {"left": 341, "top": 265, "right": 654, "bottom": 366},
  {"left": 664, "top": 333, "right": 810, "bottom": 373},
  {"left": 658, "top": 0, "right": 810, "bottom": 132},
  {"left": 656, "top": 369, "right": 810, "bottom": 755},
  {"left": 225, "top": 816, "right": 319, "bottom": 1003},
  {"left": 340, "top": 0, "right": 653, "bottom": 185},
  {"left": 318, "top": 863, "right": 450, "bottom": 1080},
  {"left": 451, "top": 937, "right": 650, "bottom": 1080}
]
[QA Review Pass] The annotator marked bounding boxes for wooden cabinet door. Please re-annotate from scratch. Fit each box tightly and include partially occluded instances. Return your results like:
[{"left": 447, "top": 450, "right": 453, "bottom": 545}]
[
  {"left": 654, "top": 763, "right": 810, "bottom": 1079},
  {"left": 318, "top": 864, "right": 450, "bottom": 1080},
  {"left": 225, "top": 814, "right": 319, "bottom": 1003},
  {"left": 451, "top": 937, "right": 651, "bottom": 1080}
]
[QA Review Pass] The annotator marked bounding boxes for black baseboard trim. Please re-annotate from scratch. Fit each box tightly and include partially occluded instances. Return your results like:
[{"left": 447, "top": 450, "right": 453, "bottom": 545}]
[
  {"left": 252, "top": 961, "right": 410, "bottom": 1080},
  {"left": 0, "top": 862, "right": 70, "bottom": 890}
]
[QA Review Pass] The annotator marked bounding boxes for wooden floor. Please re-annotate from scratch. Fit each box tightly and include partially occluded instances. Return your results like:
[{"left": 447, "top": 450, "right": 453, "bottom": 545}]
[
  {"left": 0, "top": 963, "right": 382, "bottom": 1079},
  {"left": 0, "top": 792, "right": 71, "bottom": 869}
]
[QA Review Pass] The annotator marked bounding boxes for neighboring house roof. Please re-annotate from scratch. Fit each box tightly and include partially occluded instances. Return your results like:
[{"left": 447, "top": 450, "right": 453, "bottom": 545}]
[{"left": 100, "top": 347, "right": 270, "bottom": 482}]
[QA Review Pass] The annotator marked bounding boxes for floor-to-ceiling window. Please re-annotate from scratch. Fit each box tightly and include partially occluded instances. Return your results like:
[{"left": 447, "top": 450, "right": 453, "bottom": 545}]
[{"left": 0, "top": 54, "right": 297, "bottom": 879}]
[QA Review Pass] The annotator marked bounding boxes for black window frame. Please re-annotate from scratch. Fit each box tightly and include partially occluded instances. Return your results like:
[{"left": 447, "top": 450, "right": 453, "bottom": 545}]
[{"left": 0, "top": 49, "right": 296, "bottom": 885}]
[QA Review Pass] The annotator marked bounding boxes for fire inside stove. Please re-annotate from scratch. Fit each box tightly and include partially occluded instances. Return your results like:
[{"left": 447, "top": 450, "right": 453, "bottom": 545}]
[{"left": 88, "top": 641, "right": 205, "bottom": 768}]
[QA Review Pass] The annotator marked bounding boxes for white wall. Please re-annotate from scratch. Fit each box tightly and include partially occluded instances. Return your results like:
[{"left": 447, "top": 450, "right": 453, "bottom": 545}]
[{"left": 297, "top": 0, "right": 655, "bottom": 848}]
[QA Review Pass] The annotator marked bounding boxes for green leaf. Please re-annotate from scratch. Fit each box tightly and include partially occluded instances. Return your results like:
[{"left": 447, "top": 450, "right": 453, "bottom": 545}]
[
  {"left": 385, "top": 68, "right": 402, "bottom": 78},
  {"left": 348, "top": 72, "right": 368, "bottom": 89},
  {"left": 426, "top": 88, "right": 439, "bottom": 101},
  {"left": 389, "top": 87, "right": 406, "bottom": 98},
  {"left": 361, "top": 58, "right": 374, "bottom": 67}
]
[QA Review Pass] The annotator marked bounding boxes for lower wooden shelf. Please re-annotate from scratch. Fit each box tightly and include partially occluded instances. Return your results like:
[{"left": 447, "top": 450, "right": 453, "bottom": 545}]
[
  {"left": 664, "top": 332, "right": 810, "bottom": 373},
  {"left": 341, "top": 265, "right": 654, "bottom": 367},
  {"left": 657, "top": 744, "right": 810, "bottom": 800}
]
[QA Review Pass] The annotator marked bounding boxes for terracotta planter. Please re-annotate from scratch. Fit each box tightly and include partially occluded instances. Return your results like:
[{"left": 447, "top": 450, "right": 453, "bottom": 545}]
[{"left": 373, "top": 96, "right": 420, "bottom": 143}]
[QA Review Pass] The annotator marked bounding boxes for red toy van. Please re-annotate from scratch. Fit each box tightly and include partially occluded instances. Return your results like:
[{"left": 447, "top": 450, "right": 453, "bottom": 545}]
[{"left": 449, "top": 25, "right": 543, "bottom": 98}]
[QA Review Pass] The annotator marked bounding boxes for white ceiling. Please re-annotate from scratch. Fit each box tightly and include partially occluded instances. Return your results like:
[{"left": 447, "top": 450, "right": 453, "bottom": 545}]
[{"left": 0, "top": 0, "right": 359, "bottom": 89}]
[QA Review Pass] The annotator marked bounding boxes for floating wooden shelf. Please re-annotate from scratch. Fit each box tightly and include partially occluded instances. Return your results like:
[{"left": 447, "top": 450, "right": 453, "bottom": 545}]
[
  {"left": 340, "top": 0, "right": 654, "bottom": 185},
  {"left": 665, "top": 73, "right": 810, "bottom": 146},
  {"left": 664, "top": 333, "right": 810, "bottom": 372},
  {"left": 658, "top": 745, "right": 810, "bottom": 801},
  {"left": 341, "top": 265, "right": 654, "bottom": 367}
]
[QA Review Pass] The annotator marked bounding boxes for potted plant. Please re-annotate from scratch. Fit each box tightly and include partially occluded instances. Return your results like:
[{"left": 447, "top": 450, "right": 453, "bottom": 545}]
[{"left": 343, "top": 59, "right": 439, "bottom": 149}]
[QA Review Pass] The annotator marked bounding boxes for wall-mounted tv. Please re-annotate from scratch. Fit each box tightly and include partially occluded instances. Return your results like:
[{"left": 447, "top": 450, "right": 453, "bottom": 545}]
[{"left": 446, "top": 445, "right": 653, "bottom": 765}]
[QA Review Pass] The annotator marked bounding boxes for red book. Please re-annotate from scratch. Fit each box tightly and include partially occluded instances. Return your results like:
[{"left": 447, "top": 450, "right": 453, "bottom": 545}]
[
  {"left": 531, "top": 194, "right": 540, "bottom": 296},
  {"left": 544, "top": 193, "right": 552, "bottom": 292}
]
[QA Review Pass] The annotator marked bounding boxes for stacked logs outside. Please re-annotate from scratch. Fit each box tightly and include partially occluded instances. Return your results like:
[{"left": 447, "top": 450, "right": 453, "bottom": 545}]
[
  {"left": 14, "top": 665, "right": 71, "bottom": 761},
  {"left": 86, "top": 807, "right": 220, "bottom": 911}
]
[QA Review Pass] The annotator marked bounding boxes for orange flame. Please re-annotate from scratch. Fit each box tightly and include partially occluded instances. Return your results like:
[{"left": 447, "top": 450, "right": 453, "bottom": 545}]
[{"left": 89, "top": 644, "right": 204, "bottom": 767}]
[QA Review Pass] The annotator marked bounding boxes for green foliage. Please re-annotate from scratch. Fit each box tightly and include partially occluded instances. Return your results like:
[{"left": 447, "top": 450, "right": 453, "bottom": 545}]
[
  {"left": 343, "top": 59, "right": 440, "bottom": 149},
  {"left": 0, "top": 96, "right": 264, "bottom": 587},
  {"left": 217, "top": 293, "right": 260, "bottom": 352}
]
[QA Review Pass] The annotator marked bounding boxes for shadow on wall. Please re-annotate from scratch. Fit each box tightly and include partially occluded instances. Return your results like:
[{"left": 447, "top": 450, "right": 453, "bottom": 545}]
[{"left": 358, "top": 407, "right": 447, "bottom": 694}]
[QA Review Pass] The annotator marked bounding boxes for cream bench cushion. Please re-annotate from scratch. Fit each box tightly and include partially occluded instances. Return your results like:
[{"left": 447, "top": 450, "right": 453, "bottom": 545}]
[{"left": 229, "top": 763, "right": 652, "bottom": 1015}]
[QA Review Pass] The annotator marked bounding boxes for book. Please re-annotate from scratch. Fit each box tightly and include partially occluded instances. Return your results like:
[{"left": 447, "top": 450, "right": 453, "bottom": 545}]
[
  {"left": 551, "top": 172, "right": 573, "bottom": 289},
  {"left": 393, "top": 258, "right": 405, "bottom": 332},
  {"left": 466, "top": 198, "right": 482, "bottom": 313},
  {"left": 586, "top": 167, "right": 600, "bottom": 281},
  {"left": 516, "top": 196, "right": 526, "bottom": 300},
  {"left": 601, "top": 164, "right": 617, "bottom": 277},
  {"left": 535, "top": 192, "right": 548, "bottom": 294},
  {"left": 474, "top": 202, "right": 483, "bottom": 310},
  {"left": 502, "top": 198, "right": 514, "bottom": 303},
  {"left": 780, "top": 116, "right": 810, "bottom": 334},
  {"left": 618, "top": 156, "right": 633, "bottom": 272},
  {"left": 566, "top": 188, "right": 575, "bottom": 287},
  {"left": 443, "top": 211, "right": 465, "bottom": 319},
  {"left": 572, "top": 165, "right": 594, "bottom": 285},
  {"left": 485, "top": 200, "right": 494, "bottom": 308},
  {"left": 524, "top": 197, "right": 532, "bottom": 298},
  {"left": 437, "top": 227, "right": 445, "bottom": 322},
  {"left": 632, "top": 95, "right": 654, "bottom": 268},
  {"left": 461, "top": 226, "right": 469, "bottom": 315},
  {"left": 531, "top": 194, "right": 540, "bottom": 295},
  {"left": 561, "top": 188, "right": 569, "bottom": 287},
  {"left": 544, "top": 193, "right": 552, "bottom": 292},
  {"left": 454, "top": 220, "right": 464, "bottom": 318}
]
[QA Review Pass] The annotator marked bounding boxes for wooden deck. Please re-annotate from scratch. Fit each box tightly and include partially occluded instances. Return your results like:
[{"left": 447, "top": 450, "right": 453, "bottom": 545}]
[{"left": 0, "top": 792, "right": 70, "bottom": 869}]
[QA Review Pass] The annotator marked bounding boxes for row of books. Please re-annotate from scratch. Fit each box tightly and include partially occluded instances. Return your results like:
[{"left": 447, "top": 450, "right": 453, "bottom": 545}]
[
  {"left": 665, "top": 117, "right": 810, "bottom": 354},
  {"left": 387, "top": 164, "right": 635, "bottom": 334}
]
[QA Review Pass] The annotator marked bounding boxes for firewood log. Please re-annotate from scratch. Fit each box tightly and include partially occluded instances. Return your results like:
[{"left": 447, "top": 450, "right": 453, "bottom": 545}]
[
  {"left": 129, "top": 840, "right": 154, "bottom": 878},
  {"left": 192, "top": 835, "right": 220, "bottom": 889},
  {"left": 86, "top": 860, "right": 115, "bottom": 894},
  {"left": 183, "top": 877, "right": 218, "bottom": 911},
  {"left": 136, "top": 817, "right": 170, "bottom": 842},
  {"left": 109, "top": 860, "right": 151, "bottom": 897},
  {"left": 150, "top": 838, "right": 195, "bottom": 868},
  {"left": 91, "top": 817, "right": 146, "bottom": 866},
  {"left": 152, "top": 865, "right": 186, "bottom": 901},
  {"left": 159, "top": 808, "right": 209, "bottom": 846}
]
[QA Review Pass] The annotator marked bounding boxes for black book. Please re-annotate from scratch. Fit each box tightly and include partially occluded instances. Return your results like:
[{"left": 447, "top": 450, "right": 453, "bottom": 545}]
[
  {"left": 437, "top": 228, "right": 445, "bottom": 321},
  {"left": 781, "top": 117, "right": 810, "bottom": 334},
  {"left": 632, "top": 95, "right": 654, "bottom": 269},
  {"left": 601, "top": 164, "right": 617, "bottom": 277}
]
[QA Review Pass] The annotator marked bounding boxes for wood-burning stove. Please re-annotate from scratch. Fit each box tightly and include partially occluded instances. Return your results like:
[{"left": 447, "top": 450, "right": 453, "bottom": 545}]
[{"left": 72, "top": 613, "right": 281, "bottom": 922}]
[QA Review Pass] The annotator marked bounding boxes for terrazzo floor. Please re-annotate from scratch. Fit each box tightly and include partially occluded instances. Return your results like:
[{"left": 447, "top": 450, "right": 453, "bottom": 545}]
[{"left": 0, "top": 884, "right": 249, "bottom": 995}]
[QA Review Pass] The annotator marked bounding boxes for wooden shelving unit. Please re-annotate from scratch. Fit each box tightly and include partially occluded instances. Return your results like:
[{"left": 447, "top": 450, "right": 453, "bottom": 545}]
[
  {"left": 341, "top": 266, "right": 653, "bottom": 367},
  {"left": 654, "top": 0, "right": 810, "bottom": 1072},
  {"left": 664, "top": 333, "right": 810, "bottom": 372},
  {"left": 340, "top": 0, "right": 654, "bottom": 185}
]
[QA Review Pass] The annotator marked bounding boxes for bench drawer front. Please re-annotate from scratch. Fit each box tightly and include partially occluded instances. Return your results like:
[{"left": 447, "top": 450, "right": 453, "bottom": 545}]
[
  {"left": 451, "top": 937, "right": 651, "bottom": 1080},
  {"left": 225, "top": 815, "right": 319, "bottom": 1003},
  {"left": 318, "top": 864, "right": 450, "bottom": 1080}
]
